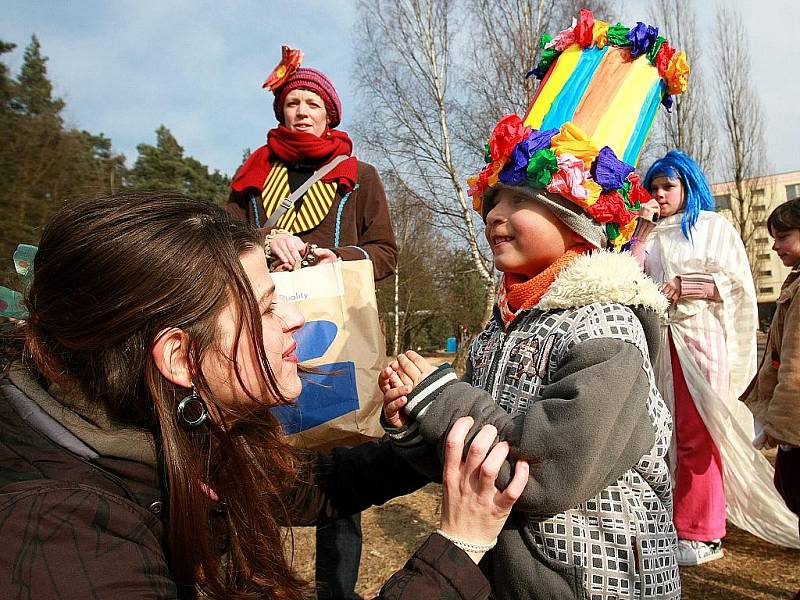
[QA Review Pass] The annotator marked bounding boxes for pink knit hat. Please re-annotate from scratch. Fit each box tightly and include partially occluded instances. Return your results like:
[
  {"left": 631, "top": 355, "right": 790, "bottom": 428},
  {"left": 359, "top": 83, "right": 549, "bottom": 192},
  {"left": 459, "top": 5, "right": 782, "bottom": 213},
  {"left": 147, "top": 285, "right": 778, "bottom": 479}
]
[{"left": 263, "top": 47, "right": 342, "bottom": 128}]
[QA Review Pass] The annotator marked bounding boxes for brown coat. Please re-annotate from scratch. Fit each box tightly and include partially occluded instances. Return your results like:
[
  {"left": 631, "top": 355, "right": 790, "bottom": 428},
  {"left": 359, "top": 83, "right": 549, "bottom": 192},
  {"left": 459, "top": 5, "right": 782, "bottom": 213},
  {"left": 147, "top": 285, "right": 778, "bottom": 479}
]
[
  {"left": 741, "top": 269, "right": 800, "bottom": 446},
  {"left": 0, "top": 367, "right": 489, "bottom": 599},
  {"left": 226, "top": 160, "right": 398, "bottom": 281}
]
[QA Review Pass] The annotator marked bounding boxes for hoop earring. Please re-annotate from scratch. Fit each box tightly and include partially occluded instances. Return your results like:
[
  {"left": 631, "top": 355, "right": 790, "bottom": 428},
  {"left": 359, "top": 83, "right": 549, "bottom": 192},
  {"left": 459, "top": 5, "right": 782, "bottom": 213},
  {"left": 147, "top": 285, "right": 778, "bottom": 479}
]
[{"left": 176, "top": 384, "right": 209, "bottom": 429}]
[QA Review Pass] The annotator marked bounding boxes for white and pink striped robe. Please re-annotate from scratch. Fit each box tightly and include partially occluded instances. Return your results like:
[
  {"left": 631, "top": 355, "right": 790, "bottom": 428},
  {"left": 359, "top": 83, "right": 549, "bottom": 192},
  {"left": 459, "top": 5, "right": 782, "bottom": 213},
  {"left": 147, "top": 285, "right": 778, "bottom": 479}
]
[{"left": 645, "top": 210, "right": 800, "bottom": 548}]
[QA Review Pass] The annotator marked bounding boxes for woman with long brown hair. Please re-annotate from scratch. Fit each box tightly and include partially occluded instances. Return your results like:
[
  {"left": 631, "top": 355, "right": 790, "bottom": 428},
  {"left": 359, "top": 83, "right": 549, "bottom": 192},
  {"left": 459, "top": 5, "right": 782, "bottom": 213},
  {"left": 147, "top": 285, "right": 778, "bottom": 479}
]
[{"left": 0, "top": 192, "right": 527, "bottom": 599}]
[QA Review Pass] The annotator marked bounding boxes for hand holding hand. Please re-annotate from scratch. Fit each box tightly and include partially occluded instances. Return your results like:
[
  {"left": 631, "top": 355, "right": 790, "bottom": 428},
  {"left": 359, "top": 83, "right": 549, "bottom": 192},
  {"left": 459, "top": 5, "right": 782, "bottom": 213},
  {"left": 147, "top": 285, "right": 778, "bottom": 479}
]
[
  {"left": 379, "top": 365, "right": 410, "bottom": 428},
  {"left": 660, "top": 277, "right": 681, "bottom": 304},
  {"left": 395, "top": 350, "right": 436, "bottom": 386},
  {"left": 439, "top": 417, "right": 529, "bottom": 563}
]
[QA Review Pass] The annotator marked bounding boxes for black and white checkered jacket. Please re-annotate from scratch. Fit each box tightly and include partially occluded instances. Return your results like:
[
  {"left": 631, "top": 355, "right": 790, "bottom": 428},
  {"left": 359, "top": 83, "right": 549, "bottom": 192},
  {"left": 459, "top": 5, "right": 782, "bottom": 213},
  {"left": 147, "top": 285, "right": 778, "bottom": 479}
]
[{"left": 386, "top": 251, "right": 680, "bottom": 600}]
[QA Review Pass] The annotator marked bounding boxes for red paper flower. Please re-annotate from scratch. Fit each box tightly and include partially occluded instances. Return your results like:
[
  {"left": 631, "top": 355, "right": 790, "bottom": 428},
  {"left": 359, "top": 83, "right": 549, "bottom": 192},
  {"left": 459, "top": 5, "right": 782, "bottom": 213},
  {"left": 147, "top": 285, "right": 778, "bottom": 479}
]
[
  {"left": 488, "top": 115, "right": 531, "bottom": 162},
  {"left": 588, "top": 191, "right": 637, "bottom": 225},
  {"left": 654, "top": 40, "right": 676, "bottom": 79},
  {"left": 574, "top": 8, "right": 595, "bottom": 48},
  {"left": 263, "top": 45, "right": 304, "bottom": 91},
  {"left": 626, "top": 172, "right": 653, "bottom": 206}
]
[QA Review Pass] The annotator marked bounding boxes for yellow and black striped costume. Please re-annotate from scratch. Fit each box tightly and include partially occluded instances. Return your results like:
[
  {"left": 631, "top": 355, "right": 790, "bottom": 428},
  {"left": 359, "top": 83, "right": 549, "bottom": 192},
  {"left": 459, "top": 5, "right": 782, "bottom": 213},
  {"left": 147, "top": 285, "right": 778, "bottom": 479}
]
[{"left": 260, "top": 160, "right": 338, "bottom": 233}]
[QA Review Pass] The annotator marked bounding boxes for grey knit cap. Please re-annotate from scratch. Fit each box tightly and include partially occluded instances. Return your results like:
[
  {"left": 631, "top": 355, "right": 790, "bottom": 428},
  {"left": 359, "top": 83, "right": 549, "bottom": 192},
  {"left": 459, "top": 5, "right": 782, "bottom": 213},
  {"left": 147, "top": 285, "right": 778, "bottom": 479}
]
[{"left": 482, "top": 184, "right": 607, "bottom": 248}]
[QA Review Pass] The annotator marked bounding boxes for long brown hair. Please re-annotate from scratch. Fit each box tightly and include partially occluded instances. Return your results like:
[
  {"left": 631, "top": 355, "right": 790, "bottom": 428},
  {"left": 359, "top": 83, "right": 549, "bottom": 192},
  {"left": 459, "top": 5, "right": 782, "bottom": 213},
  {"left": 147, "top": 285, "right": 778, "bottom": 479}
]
[{"left": 23, "top": 192, "right": 305, "bottom": 599}]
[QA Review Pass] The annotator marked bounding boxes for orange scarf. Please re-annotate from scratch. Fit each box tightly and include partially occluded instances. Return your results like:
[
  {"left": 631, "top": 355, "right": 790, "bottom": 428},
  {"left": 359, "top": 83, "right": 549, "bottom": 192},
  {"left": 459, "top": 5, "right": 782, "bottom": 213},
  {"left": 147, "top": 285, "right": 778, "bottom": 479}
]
[{"left": 498, "top": 246, "right": 591, "bottom": 328}]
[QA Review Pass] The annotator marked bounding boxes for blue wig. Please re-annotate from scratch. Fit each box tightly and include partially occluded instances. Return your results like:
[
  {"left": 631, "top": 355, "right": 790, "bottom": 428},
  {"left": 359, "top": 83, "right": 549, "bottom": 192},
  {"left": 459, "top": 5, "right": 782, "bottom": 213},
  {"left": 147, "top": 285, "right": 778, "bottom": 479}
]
[{"left": 643, "top": 150, "right": 714, "bottom": 240}]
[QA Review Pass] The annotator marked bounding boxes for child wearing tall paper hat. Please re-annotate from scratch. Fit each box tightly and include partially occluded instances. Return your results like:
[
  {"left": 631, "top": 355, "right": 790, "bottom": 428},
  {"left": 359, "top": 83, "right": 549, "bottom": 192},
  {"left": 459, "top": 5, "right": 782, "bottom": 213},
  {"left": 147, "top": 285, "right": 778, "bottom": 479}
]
[
  {"left": 642, "top": 152, "right": 800, "bottom": 564},
  {"left": 379, "top": 10, "right": 686, "bottom": 599}
]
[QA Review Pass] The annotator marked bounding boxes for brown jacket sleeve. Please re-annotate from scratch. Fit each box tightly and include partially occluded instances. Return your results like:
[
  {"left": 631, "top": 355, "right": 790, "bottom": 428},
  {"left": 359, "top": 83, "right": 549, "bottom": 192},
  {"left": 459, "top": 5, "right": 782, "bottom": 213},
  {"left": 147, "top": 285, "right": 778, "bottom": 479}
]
[{"left": 377, "top": 533, "right": 491, "bottom": 599}]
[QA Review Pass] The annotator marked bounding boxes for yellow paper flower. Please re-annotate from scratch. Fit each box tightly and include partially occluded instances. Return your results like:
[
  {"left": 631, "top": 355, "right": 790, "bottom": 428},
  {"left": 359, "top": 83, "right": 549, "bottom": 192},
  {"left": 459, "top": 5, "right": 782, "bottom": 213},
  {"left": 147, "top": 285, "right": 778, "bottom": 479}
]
[
  {"left": 612, "top": 218, "right": 638, "bottom": 250},
  {"left": 666, "top": 50, "right": 690, "bottom": 95},
  {"left": 550, "top": 123, "right": 599, "bottom": 170},
  {"left": 592, "top": 20, "right": 610, "bottom": 49}
]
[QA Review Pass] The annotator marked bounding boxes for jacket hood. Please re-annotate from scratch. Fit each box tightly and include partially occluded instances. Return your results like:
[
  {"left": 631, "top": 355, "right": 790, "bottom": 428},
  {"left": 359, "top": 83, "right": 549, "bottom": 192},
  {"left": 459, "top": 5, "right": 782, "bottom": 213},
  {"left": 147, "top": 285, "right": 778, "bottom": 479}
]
[{"left": 538, "top": 251, "right": 667, "bottom": 361}]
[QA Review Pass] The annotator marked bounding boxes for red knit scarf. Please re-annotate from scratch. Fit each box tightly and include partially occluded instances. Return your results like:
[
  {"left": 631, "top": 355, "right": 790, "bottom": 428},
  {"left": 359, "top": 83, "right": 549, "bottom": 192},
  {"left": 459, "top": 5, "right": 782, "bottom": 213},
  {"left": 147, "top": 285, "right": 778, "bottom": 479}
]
[
  {"left": 231, "top": 125, "right": 358, "bottom": 194},
  {"left": 497, "top": 245, "right": 591, "bottom": 328}
]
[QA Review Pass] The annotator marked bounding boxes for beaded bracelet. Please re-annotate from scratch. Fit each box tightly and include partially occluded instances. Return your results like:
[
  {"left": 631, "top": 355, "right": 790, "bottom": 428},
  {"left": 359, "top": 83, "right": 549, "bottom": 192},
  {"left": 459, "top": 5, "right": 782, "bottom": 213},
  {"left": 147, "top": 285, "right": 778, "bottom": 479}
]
[
  {"left": 263, "top": 228, "right": 290, "bottom": 259},
  {"left": 435, "top": 529, "right": 497, "bottom": 553}
]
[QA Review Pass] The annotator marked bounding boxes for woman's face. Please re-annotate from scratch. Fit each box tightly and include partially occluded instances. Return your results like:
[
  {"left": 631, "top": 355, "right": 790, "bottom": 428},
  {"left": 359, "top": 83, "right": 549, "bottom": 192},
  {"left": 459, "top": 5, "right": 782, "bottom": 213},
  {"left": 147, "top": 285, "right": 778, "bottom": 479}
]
[
  {"left": 282, "top": 89, "right": 329, "bottom": 137},
  {"left": 203, "top": 248, "right": 305, "bottom": 409},
  {"left": 648, "top": 175, "right": 685, "bottom": 218}
]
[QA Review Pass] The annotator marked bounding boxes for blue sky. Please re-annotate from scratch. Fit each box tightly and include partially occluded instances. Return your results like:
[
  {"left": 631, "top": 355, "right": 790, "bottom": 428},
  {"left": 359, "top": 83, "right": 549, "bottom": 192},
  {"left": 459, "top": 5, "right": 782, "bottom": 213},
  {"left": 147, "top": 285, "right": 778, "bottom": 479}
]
[{"left": 3, "top": 1, "right": 798, "bottom": 178}]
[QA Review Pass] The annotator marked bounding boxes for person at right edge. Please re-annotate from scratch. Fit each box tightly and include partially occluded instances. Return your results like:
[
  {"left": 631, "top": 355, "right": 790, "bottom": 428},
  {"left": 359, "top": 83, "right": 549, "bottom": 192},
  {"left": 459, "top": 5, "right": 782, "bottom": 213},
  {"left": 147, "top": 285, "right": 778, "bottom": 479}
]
[
  {"left": 741, "top": 197, "right": 800, "bottom": 600},
  {"left": 380, "top": 10, "right": 685, "bottom": 599}
]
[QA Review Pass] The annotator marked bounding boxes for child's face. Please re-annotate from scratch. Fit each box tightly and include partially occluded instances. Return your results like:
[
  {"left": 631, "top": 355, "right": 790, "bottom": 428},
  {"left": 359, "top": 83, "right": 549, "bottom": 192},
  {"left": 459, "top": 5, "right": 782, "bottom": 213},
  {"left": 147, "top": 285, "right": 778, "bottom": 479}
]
[
  {"left": 648, "top": 175, "right": 685, "bottom": 218},
  {"left": 771, "top": 228, "right": 800, "bottom": 268},
  {"left": 484, "top": 188, "right": 580, "bottom": 278}
]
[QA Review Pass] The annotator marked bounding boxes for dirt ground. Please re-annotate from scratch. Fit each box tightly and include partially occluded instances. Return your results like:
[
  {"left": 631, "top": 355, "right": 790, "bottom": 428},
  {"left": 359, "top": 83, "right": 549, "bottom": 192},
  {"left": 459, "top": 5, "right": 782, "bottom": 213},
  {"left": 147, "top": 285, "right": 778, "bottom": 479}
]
[{"left": 291, "top": 482, "right": 800, "bottom": 598}]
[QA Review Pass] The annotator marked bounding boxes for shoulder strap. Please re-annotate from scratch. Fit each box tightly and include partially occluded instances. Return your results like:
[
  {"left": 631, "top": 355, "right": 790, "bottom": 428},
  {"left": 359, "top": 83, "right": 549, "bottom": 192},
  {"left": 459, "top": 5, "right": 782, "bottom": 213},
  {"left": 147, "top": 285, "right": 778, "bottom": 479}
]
[{"left": 264, "top": 154, "right": 350, "bottom": 229}]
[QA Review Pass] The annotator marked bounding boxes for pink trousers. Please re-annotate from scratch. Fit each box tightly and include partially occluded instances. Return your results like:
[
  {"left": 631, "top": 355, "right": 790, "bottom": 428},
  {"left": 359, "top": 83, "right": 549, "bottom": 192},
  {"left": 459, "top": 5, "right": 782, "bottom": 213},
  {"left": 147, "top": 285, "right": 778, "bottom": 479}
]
[{"left": 669, "top": 334, "right": 727, "bottom": 541}]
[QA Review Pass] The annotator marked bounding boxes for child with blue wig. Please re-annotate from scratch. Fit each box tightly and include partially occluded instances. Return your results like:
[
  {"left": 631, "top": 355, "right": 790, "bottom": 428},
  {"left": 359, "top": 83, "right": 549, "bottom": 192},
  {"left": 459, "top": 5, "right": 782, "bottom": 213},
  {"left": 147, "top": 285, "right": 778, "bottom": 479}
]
[{"left": 642, "top": 150, "right": 800, "bottom": 565}]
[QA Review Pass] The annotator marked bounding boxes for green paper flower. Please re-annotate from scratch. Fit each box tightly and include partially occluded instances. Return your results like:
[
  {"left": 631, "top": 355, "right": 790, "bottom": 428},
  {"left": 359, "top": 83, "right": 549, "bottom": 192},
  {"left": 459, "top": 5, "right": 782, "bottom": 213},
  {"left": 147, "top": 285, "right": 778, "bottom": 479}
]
[
  {"left": 607, "top": 23, "right": 633, "bottom": 47},
  {"left": 647, "top": 36, "right": 666, "bottom": 64},
  {"left": 526, "top": 148, "right": 558, "bottom": 188}
]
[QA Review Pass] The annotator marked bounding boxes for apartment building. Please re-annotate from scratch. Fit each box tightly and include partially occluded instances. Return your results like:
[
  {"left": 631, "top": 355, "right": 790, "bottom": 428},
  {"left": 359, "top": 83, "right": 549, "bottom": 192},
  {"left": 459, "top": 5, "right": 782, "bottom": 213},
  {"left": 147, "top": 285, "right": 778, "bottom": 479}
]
[{"left": 711, "top": 170, "right": 800, "bottom": 326}]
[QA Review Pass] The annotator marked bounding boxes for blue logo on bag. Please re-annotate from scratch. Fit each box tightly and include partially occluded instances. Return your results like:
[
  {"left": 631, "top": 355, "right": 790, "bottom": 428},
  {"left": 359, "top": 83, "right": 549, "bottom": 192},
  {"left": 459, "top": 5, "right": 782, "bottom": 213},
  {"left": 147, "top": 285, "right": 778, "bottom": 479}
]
[{"left": 271, "top": 320, "right": 359, "bottom": 434}]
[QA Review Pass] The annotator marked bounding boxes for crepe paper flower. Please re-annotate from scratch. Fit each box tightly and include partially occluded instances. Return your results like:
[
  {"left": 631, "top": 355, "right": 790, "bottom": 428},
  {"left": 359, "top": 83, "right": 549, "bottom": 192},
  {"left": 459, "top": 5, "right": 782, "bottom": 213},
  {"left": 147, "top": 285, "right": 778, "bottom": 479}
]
[
  {"left": 550, "top": 122, "right": 600, "bottom": 170},
  {"left": 574, "top": 9, "right": 595, "bottom": 48},
  {"left": 592, "top": 20, "right": 610, "bottom": 49},
  {"left": 262, "top": 45, "right": 304, "bottom": 91},
  {"left": 488, "top": 115, "right": 531, "bottom": 162},
  {"left": 615, "top": 218, "right": 639, "bottom": 249},
  {"left": 539, "top": 32, "right": 553, "bottom": 50},
  {"left": 626, "top": 172, "right": 653, "bottom": 207},
  {"left": 499, "top": 128, "right": 559, "bottom": 186},
  {"left": 592, "top": 146, "right": 635, "bottom": 192},
  {"left": 587, "top": 191, "right": 633, "bottom": 224},
  {"left": 547, "top": 19, "right": 578, "bottom": 51},
  {"left": 647, "top": 36, "right": 667, "bottom": 64},
  {"left": 526, "top": 148, "right": 559, "bottom": 188},
  {"left": 665, "top": 50, "right": 690, "bottom": 94},
  {"left": 607, "top": 23, "right": 633, "bottom": 47},
  {"left": 546, "top": 153, "right": 599, "bottom": 208},
  {"left": 654, "top": 40, "right": 677, "bottom": 78},
  {"left": 627, "top": 22, "right": 659, "bottom": 58},
  {"left": 661, "top": 93, "right": 674, "bottom": 112},
  {"left": 530, "top": 46, "right": 560, "bottom": 79}
]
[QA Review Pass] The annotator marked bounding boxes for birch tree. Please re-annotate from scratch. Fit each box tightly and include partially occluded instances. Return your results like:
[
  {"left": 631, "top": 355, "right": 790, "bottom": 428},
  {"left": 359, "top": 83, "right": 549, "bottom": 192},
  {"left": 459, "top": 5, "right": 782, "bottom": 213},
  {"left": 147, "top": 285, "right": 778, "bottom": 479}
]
[{"left": 353, "top": 0, "right": 496, "bottom": 323}]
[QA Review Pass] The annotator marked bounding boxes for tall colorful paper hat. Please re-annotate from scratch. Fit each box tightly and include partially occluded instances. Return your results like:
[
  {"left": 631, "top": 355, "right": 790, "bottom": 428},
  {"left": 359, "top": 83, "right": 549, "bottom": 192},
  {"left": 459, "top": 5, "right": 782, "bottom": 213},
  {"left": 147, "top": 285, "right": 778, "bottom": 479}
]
[{"left": 468, "top": 9, "right": 689, "bottom": 249}]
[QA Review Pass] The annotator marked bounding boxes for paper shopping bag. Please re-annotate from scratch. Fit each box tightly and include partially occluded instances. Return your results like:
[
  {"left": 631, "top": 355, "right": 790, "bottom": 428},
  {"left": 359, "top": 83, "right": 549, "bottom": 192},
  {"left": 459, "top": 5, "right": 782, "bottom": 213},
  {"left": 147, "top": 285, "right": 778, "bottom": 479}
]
[{"left": 270, "top": 260, "right": 386, "bottom": 450}]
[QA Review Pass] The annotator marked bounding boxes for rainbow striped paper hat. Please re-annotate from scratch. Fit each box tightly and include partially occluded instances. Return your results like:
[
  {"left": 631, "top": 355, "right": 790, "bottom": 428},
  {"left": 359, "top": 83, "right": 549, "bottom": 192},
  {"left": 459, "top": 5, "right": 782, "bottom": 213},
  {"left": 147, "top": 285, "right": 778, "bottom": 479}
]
[{"left": 469, "top": 9, "right": 689, "bottom": 249}]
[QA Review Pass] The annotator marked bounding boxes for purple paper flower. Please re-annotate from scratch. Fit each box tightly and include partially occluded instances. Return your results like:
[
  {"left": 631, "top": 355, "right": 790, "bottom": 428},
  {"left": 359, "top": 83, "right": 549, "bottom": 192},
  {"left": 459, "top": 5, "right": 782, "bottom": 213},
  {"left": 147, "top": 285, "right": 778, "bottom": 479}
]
[
  {"left": 661, "top": 93, "right": 674, "bottom": 112},
  {"left": 498, "top": 128, "right": 558, "bottom": 186},
  {"left": 627, "top": 22, "right": 659, "bottom": 58},
  {"left": 592, "top": 146, "right": 635, "bottom": 192}
]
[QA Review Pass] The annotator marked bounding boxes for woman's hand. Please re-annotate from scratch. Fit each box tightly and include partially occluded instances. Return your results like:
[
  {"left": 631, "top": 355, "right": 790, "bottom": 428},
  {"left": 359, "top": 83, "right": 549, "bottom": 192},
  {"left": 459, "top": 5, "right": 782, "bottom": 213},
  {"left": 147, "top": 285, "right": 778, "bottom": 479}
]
[
  {"left": 660, "top": 277, "right": 681, "bottom": 304},
  {"left": 269, "top": 233, "right": 337, "bottom": 269},
  {"left": 268, "top": 232, "right": 306, "bottom": 269},
  {"left": 439, "top": 417, "right": 529, "bottom": 563}
]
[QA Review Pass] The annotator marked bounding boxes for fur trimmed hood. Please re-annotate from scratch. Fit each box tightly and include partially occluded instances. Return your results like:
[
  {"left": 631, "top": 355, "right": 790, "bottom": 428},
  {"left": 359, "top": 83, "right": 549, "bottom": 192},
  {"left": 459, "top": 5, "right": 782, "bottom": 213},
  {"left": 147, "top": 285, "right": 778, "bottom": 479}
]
[{"left": 538, "top": 250, "right": 668, "bottom": 315}]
